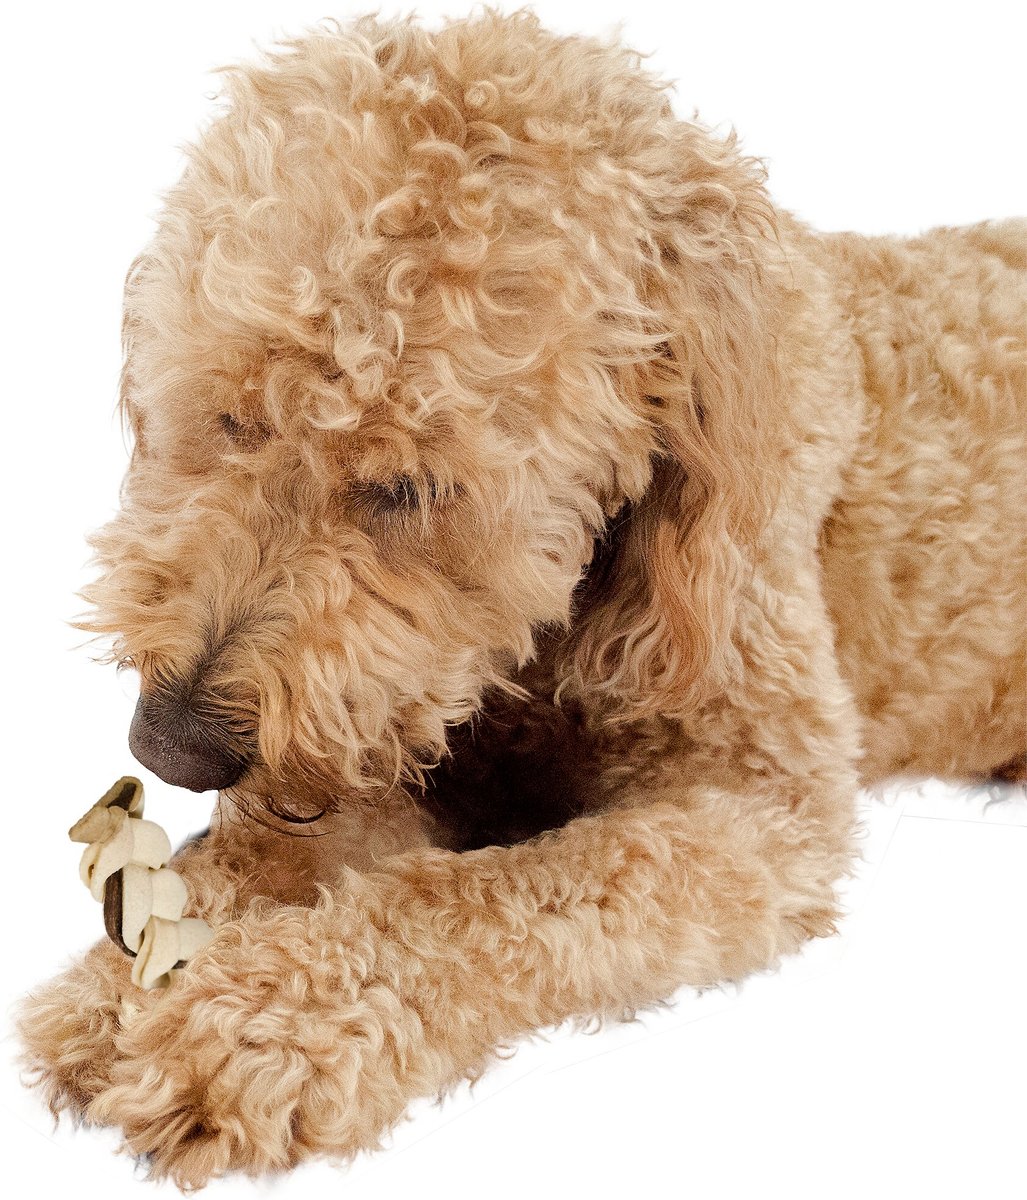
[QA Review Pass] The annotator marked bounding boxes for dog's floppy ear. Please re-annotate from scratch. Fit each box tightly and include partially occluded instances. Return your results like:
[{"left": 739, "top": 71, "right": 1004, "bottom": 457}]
[{"left": 564, "top": 122, "right": 782, "bottom": 720}]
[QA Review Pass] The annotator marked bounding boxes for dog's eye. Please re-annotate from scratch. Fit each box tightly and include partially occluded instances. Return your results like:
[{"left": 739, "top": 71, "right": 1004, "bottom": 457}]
[
  {"left": 219, "top": 412, "right": 270, "bottom": 452},
  {"left": 348, "top": 477, "right": 460, "bottom": 534},
  {"left": 351, "top": 475, "right": 426, "bottom": 516}
]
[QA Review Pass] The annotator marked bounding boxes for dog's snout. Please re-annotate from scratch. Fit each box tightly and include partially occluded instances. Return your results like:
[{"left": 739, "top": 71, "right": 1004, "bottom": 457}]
[{"left": 129, "top": 690, "right": 252, "bottom": 793}]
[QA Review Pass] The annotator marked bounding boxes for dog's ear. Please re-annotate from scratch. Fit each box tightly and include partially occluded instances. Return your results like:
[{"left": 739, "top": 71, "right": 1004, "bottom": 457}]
[{"left": 563, "top": 122, "right": 782, "bottom": 720}]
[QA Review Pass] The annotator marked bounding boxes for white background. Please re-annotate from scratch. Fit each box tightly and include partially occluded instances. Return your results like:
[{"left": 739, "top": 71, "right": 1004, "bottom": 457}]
[{"left": 2, "top": 2, "right": 1025, "bottom": 1197}]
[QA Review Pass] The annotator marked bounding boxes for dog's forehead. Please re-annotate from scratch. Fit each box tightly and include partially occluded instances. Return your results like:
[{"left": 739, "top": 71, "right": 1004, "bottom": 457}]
[
  {"left": 125, "top": 23, "right": 670, "bottom": 485},
  {"left": 129, "top": 219, "right": 575, "bottom": 469},
  {"left": 307, "top": 395, "right": 499, "bottom": 480}
]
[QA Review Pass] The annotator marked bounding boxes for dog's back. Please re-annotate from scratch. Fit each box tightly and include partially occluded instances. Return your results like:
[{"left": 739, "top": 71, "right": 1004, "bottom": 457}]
[{"left": 816, "top": 219, "right": 1027, "bottom": 780}]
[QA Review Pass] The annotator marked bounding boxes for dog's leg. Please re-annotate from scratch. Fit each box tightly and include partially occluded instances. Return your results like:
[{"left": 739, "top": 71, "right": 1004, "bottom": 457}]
[
  {"left": 78, "top": 565, "right": 861, "bottom": 1186},
  {"left": 80, "top": 784, "right": 855, "bottom": 1185},
  {"left": 16, "top": 792, "right": 429, "bottom": 1118}
]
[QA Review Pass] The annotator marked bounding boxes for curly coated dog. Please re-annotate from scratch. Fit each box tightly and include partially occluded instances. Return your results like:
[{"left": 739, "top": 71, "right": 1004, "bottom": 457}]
[{"left": 18, "top": 9, "right": 1026, "bottom": 1186}]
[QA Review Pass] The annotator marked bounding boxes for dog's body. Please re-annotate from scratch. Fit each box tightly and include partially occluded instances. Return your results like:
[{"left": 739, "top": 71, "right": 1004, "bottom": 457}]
[
  {"left": 428, "top": 218, "right": 1026, "bottom": 854},
  {"left": 19, "top": 12, "right": 1025, "bottom": 1185},
  {"left": 816, "top": 224, "right": 1025, "bottom": 782}
]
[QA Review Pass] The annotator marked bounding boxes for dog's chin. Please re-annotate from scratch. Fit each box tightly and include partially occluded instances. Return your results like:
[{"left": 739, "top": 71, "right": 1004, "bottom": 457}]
[
  {"left": 219, "top": 762, "right": 333, "bottom": 825},
  {"left": 222, "top": 756, "right": 401, "bottom": 826}
]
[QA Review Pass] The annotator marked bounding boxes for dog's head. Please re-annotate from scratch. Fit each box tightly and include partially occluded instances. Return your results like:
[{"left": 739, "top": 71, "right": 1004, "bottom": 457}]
[{"left": 80, "top": 13, "right": 778, "bottom": 812}]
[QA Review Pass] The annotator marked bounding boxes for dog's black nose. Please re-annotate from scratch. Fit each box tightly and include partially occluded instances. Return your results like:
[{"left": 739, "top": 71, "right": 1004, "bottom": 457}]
[{"left": 129, "top": 692, "right": 251, "bottom": 792}]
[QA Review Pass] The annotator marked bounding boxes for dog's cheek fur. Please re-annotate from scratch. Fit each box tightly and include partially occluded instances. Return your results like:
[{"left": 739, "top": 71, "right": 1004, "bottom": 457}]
[{"left": 78, "top": 439, "right": 600, "bottom": 791}]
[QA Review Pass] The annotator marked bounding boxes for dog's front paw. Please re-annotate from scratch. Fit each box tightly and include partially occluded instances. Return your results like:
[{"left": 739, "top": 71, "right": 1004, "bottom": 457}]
[
  {"left": 86, "top": 902, "right": 425, "bottom": 1186},
  {"left": 17, "top": 938, "right": 151, "bottom": 1117}
]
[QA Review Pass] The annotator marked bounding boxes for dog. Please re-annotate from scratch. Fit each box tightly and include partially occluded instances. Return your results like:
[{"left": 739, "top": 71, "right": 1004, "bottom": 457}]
[{"left": 18, "top": 9, "right": 1026, "bottom": 1186}]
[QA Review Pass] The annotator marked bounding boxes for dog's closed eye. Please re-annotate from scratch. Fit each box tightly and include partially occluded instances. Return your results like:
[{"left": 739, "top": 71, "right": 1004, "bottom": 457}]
[
  {"left": 350, "top": 476, "right": 432, "bottom": 517},
  {"left": 348, "top": 477, "right": 464, "bottom": 539},
  {"left": 219, "top": 412, "right": 271, "bottom": 452}
]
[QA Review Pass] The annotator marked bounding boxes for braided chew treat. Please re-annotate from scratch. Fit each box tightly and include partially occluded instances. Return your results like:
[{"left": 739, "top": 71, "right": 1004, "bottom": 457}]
[{"left": 68, "top": 777, "right": 214, "bottom": 988}]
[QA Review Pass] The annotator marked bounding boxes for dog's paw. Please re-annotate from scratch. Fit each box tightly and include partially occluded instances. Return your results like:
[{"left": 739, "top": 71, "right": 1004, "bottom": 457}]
[
  {"left": 17, "top": 938, "right": 150, "bottom": 1117},
  {"left": 86, "top": 904, "right": 421, "bottom": 1186}
]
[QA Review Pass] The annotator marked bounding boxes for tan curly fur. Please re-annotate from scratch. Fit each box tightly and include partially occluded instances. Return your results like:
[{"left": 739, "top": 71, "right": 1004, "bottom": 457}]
[{"left": 17, "top": 9, "right": 1027, "bottom": 1187}]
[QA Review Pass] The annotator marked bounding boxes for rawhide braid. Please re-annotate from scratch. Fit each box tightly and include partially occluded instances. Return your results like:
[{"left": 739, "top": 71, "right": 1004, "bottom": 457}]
[{"left": 68, "top": 777, "right": 214, "bottom": 988}]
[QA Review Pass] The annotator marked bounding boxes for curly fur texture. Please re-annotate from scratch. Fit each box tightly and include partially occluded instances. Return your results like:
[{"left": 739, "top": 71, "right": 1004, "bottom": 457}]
[{"left": 17, "top": 9, "right": 1026, "bottom": 1187}]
